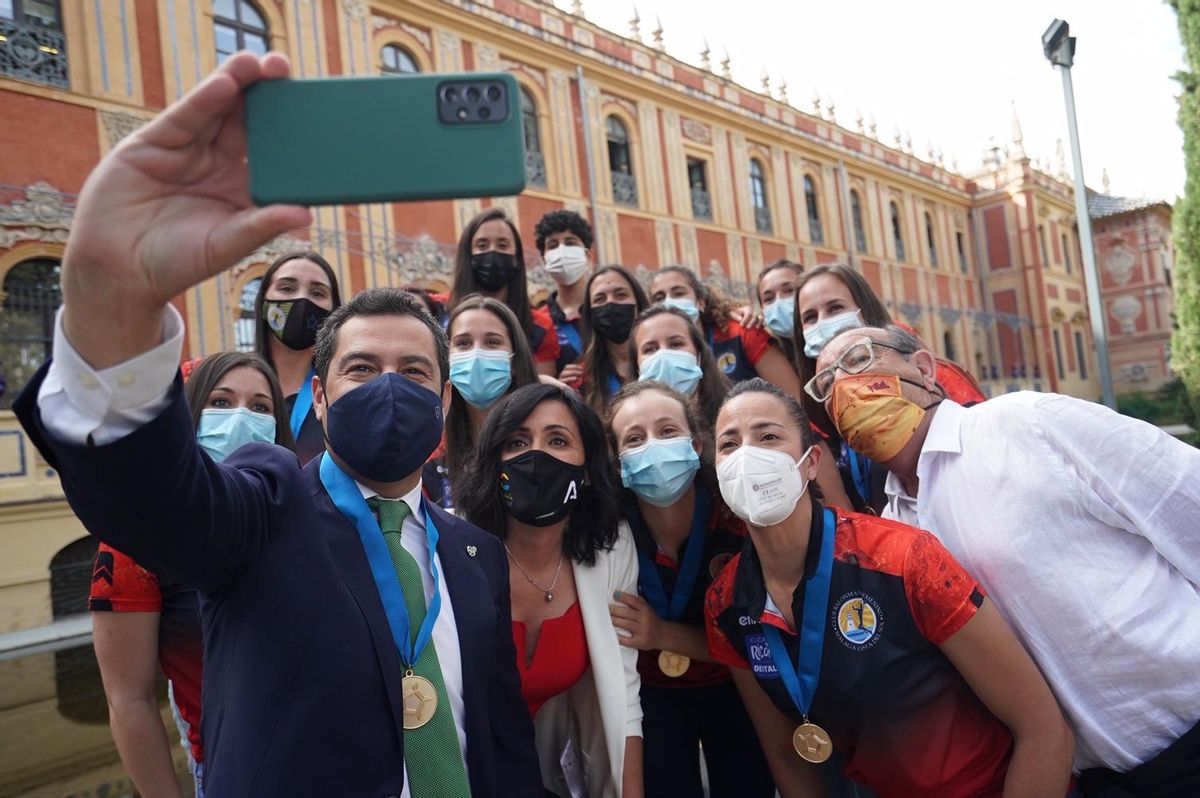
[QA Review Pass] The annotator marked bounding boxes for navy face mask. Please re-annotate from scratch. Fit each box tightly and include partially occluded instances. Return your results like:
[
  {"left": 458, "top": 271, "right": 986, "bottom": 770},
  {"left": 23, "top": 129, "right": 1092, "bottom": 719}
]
[{"left": 325, "top": 373, "right": 443, "bottom": 483}]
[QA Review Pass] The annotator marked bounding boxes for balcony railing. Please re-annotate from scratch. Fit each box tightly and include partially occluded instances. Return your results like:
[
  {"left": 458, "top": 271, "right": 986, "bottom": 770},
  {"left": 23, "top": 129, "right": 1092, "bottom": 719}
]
[
  {"left": 0, "top": 19, "right": 68, "bottom": 88},
  {"left": 690, "top": 187, "right": 713, "bottom": 221},
  {"left": 525, "top": 150, "right": 546, "bottom": 189},
  {"left": 754, "top": 205, "right": 773, "bottom": 234},
  {"left": 611, "top": 171, "right": 638, "bottom": 207}
]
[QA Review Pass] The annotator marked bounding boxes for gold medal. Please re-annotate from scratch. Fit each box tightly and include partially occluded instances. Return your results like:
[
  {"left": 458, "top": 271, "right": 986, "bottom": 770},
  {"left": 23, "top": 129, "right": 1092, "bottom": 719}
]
[
  {"left": 401, "top": 672, "right": 438, "bottom": 730},
  {"left": 792, "top": 721, "right": 832, "bottom": 763},
  {"left": 658, "top": 650, "right": 690, "bottom": 677}
]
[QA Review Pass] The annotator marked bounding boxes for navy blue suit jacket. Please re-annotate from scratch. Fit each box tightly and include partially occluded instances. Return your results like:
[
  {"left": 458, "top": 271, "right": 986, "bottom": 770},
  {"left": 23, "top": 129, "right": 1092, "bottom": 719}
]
[{"left": 16, "top": 365, "right": 543, "bottom": 797}]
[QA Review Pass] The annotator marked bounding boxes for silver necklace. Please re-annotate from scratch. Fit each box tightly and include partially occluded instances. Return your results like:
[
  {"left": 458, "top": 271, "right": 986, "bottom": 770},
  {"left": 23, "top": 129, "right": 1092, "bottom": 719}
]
[{"left": 505, "top": 545, "right": 564, "bottom": 603}]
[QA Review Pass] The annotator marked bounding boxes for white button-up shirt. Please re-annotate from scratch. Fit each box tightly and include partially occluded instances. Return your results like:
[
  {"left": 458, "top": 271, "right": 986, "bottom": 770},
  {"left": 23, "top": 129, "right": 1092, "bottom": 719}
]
[
  {"left": 883, "top": 394, "right": 1200, "bottom": 772},
  {"left": 37, "top": 306, "right": 469, "bottom": 795}
]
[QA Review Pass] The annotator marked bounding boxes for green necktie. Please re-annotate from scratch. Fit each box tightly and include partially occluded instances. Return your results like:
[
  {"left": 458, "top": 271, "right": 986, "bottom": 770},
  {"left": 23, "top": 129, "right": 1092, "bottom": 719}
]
[{"left": 367, "top": 498, "right": 471, "bottom": 798}]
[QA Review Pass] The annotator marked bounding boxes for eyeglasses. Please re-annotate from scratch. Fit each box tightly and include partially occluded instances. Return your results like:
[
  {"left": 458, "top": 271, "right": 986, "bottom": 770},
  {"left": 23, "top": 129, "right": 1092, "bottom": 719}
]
[{"left": 804, "top": 337, "right": 908, "bottom": 402}]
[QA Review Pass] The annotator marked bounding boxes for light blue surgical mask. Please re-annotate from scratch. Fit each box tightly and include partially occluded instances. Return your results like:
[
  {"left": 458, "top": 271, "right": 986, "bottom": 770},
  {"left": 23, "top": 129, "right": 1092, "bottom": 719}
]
[
  {"left": 803, "top": 309, "right": 863, "bottom": 358},
  {"left": 662, "top": 297, "right": 701, "bottom": 321},
  {"left": 620, "top": 436, "right": 701, "bottom": 507},
  {"left": 639, "top": 349, "right": 704, "bottom": 395},
  {"left": 196, "top": 408, "right": 276, "bottom": 463},
  {"left": 449, "top": 347, "right": 514, "bottom": 408},
  {"left": 764, "top": 296, "right": 796, "bottom": 338}
]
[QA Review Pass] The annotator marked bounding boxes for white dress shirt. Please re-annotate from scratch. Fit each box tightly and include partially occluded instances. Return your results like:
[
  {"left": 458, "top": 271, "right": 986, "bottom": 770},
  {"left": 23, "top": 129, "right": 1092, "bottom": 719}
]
[
  {"left": 37, "top": 306, "right": 469, "bottom": 794},
  {"left": 883, "top": 394, "right": 1200, "bottom": 771}
]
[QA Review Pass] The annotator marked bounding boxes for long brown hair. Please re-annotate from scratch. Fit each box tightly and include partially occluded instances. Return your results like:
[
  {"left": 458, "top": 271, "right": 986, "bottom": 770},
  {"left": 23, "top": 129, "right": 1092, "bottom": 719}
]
[
  {"left": 580, "top": 265, "right": 650, "bottom": 418},
  {"left": 252, "top": 251, "right": 343, "bottom": 370},
  {"left": 628, "top": 305, "right": 732, "bottom": 431},
  {"left": 184, "top": 352, "right": 296, "bottom": 452},
  {"left": 443, "top": 295, "right": 540, "bottom": 484},
  {"left": 791, "top": 263, "right": 892, "bottom": 435},
  {"left": 450, "top": 207, "right": 536, "bottom": 348}
]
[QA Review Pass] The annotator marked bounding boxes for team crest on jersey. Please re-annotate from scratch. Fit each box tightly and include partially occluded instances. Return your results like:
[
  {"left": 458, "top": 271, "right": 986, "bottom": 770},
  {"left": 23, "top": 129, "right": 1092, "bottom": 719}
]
[
  {"left": 832, "top": 591, "right": 882, "bottom": 649},
  {"left": 717, "top": 351, "right": 737, "bottom": 374}
]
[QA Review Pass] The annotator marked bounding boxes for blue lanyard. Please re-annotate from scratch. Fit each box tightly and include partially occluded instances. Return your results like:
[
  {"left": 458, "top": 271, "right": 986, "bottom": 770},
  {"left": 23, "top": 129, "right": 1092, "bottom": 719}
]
[
  {"left": 558, "top": 318, "right": 583, "bottom": 357},
  {"left": 606, "top": 371, "right": 622, "bottom": 396},
  {"left": 846, "top": 446, "right": 872, "bottom": 506},
  {"left": 319, "top": 453, "right": 443, "bottom": 668},
  {"left": 634, "top": 485, "right": 711, "bottom": 620},
  {"left": 762, "top": 508, "right": 837, "bottom": 718},
  {"left": 289, "top": 367, "right": 316, "bottom": 440}
]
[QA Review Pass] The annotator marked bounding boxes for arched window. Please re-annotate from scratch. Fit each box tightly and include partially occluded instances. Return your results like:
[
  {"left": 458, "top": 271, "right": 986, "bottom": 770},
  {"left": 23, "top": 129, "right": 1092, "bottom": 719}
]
[
  {"left": 1062, "top": 231, "right": 1073, "bottom": 274},
  {"left": 521, "top": 87, "right": 546, "bottom": 188},
  {"left": 750, "top": 158, "right": 772, "bottom": 234},
  {"left": 890, "top": 201, "right": 906, "bottom": 261},
  {"left": 213, "top": 0, "right": 268, "bottom": 63},
  {"left": 688, "top": 157, "right": 712, "bottom": 221},
  {"left": 956, "top": 231, "right": 969, "bottom": 273},
  {"left": 804, "top": 175, "right": 824, "bottom": 246},
  {"left": 235, "top": 276, "right": 262, "bottom": 352},
  {"left": 606, "top": 115, "right": 637, "bottom": 207},
  {"left": 850, "top": 189, "right": 867, "bottom": 253},
  {"left": 1, "top": 258, "right": 62, "bottom": 410},
  {"left": 943, "top": 330, "right": 956, "bottom": 362},
  {"left": 380, "top": 43, "right": 420, "bottom": 74},
  {"left": 925, "top": 212, "right": 938, "bottom": 268}
]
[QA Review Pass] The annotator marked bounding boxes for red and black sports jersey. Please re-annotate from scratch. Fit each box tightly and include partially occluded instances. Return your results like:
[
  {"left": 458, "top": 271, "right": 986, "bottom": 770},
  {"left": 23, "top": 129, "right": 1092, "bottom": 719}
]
[
  {"left": 704, "top": 502, "right": 1012, "bottom": 797},
  {"left": 630, "top": 487, "right": 749, "bottom": 689},
  {"left": 89, "top": 543, "right": 205, "bottom": 765}
]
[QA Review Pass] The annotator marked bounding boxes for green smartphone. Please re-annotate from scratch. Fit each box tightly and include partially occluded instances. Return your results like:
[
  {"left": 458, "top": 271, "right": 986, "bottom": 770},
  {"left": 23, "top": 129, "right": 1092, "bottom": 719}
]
[{"left": 245, "top": 72, "right": 526, "bottom": 206}]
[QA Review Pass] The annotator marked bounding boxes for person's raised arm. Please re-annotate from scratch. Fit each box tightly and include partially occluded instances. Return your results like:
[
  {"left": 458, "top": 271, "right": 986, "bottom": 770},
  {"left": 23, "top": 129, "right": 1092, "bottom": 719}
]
[{"left": 61, "top": 51, "right": 309, "bottom": 371}]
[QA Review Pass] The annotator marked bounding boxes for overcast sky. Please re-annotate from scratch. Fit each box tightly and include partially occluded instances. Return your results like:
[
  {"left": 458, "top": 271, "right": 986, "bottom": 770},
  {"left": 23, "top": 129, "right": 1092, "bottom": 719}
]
[{"left": 560, "top": 0, "right": 1187, "bottom": 202}]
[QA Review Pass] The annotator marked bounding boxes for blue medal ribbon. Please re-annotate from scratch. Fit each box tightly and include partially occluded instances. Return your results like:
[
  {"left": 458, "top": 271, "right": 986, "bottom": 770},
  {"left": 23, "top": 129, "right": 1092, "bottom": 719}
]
[
  {"left": 289, "top": 367, "right": 316, "bottom": 440},
  {"left": 558, "top": 318, "right": 583, "bottom": 359},
  {"left": 633, "top": 485, "right": 711, "bottom": 620},
  {"left": 846, "top": 446, "right": 872, "bottom": 507},
  {"left": 606, "top": 371, "right": 622, "bottom": 397},
  {"left": 319, "top": 453, "right": 443, "bottom": 668},
  {"left": 761, "top": 508, "right": 837, "bottom": 720}
]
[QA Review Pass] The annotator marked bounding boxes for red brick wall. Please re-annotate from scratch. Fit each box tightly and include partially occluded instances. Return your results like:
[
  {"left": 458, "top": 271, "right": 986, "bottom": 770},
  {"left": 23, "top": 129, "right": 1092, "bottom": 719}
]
[{"left": 0, "top": 93, "right": 98, "bottom": 191}]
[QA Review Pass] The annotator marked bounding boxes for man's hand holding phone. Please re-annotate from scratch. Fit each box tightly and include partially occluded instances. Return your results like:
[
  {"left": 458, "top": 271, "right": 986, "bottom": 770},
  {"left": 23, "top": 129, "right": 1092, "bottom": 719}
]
[{"left": 61, "top": 52, "right": 310, "bottom": 371}]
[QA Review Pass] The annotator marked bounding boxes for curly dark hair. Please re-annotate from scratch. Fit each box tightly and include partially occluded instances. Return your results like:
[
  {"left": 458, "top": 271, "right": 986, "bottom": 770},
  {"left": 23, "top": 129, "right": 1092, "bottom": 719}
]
[
  {"left": 456, "top": 383, "right": 620, "bottom": 566},
  {"left": 533, "top": 209, "right": 594, "bottom": 254}
]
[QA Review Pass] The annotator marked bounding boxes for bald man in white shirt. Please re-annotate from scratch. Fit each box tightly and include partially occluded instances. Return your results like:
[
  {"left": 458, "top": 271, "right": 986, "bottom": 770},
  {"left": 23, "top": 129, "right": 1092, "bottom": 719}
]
[{"left": 809, "top": 323, "right": 1200, "bottom": 797}]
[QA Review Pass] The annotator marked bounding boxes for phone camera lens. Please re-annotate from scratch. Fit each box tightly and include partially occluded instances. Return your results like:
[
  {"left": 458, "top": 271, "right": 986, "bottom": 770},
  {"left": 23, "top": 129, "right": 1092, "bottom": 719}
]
[
  {"left": 465, "top": 86, "right": 481, "bottom": 102},
  {"left": 444, "top": 86, "right": 459, "bottom": 102},
  {"left": 486, "top": 85, "right": 502, "bottom": 102},
  {"left": 478, "top": 106, "right": 491, "bottom": 120}
]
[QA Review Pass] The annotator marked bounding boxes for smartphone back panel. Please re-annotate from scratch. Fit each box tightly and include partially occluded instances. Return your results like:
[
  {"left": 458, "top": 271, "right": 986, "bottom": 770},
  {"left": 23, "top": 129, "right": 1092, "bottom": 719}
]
[{"left": 245, "top": 73, "right": 526, "bottom": 206}]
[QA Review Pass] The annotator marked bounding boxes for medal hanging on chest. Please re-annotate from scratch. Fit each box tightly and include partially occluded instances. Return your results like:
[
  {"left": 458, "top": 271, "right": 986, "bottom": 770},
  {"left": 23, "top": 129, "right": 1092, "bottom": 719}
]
[
  {"left": 634, "top": 488, "right": 711, "bottom": 678},
  {"left": 320, "top": 454, "right": 445, "bottom": 731},
  {"left": 760, "top": 508, "right": 837, "bottom": 763}
]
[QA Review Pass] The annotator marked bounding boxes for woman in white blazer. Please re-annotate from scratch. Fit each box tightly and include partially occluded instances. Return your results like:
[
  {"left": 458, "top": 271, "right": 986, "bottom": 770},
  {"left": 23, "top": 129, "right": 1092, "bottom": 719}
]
[{"left": 458, "top": 383, "right": 643, "bottom": 797}]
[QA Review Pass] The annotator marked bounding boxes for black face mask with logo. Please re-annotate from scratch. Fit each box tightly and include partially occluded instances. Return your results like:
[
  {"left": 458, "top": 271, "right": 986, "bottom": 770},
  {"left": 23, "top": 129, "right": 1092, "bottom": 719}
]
[
  {"left": 499, "top": 450, "right": 586, "bottom": 527},
  {"left": 262, "top": 297, "right": 331, "bottom": 351}
]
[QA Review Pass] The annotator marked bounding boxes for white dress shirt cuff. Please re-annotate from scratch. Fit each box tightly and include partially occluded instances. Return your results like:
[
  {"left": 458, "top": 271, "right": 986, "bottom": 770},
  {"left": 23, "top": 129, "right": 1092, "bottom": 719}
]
[{"left": 37, "top": 304, "right": 185, "bottom": 446}]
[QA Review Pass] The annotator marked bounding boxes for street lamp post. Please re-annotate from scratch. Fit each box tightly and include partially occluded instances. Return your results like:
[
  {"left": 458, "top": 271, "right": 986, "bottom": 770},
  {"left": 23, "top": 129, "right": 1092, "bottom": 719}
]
[{"left": 1042, "top": 19, "right": 1118, "bottom": 409}]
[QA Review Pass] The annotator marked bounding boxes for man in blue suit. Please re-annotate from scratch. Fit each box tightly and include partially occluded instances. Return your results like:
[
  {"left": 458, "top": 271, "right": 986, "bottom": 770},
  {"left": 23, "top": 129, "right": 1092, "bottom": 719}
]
[{"left": 14, "top": 52, "right": 542, "bottom": 797}]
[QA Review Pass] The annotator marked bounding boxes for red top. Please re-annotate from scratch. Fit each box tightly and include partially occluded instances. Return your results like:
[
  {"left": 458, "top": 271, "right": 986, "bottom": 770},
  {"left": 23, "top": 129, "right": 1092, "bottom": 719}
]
[
  {"left": 529, "top": 304, "right": 562, "bottom": 364},
  {"left": 89, "top": 544, "right": 205, "bottom": 764},
  {"left": 512, "top": 601, "right": 589, "bottom": 718}
]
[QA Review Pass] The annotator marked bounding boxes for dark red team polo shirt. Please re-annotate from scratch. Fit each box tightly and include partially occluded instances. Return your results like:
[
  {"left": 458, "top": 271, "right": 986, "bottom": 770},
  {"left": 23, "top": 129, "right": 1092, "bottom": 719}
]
[{"left": 704, "top": 503, "right": 1013, "bottom": 797}]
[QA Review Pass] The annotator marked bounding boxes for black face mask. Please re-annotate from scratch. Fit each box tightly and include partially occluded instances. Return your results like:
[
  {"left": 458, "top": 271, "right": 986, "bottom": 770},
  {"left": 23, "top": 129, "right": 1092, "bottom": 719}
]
[
  {"left": 262, "top": 297, "right": 330, "bottom": 351},
  {"left": 470, "top": 251, "right": 519, "bottom": 291},
  {"left": 590, "top": 302, "right": 637, "bottom": 344},
  {"left": 499, "top": 450, "right": 586, "bottom": 527}
]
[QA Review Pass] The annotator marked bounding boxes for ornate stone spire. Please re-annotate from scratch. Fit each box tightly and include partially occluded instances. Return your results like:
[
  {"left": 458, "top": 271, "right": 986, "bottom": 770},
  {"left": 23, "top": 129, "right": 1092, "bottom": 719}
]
[
  {"left": 629, "top": 6, "right": 641, "bottom": 42},
  {"left": 720, "top": 48, "right": 731, "bottom": 79},
  {"left": 825, "top": 94, "right": 836, "bottom": 123},
  {"left": 868, "top": 114, "right": 877, "bottom": 139},
  {"left": 812, "top": 89, "right": 822, "bottom": 116},
  {"left": 777, "top": 75, "right": 789, "bottom": 104},
  {"left": 855, "top": 108, "right": 864, "bottom": 134},
  {"left": 651, "top": 16, "right": 664, "bottom": 51},
  {"left": 1010, "top": 100, "right": 1026, "bottom": 157},
  {"left": 1102, "top": 168, "right": 1111, "bottom": 194},
  {"left": 570, "top": 0, "right": 584, "bottom": 17},
  {"left": 1055, "top": 138, "right": 1068, "bottom": 177},
  {"left": 893, "top": 125, "right": 903, "bottom": 148},
  {"left": 699, "top": 38, "right": 711, "bottom": 71},
  {"left": 760, "top": 68, "right": 770, "bottom": 93},
  {"left": 904, "top": 129, "right": 913, "bottom": 153}
]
